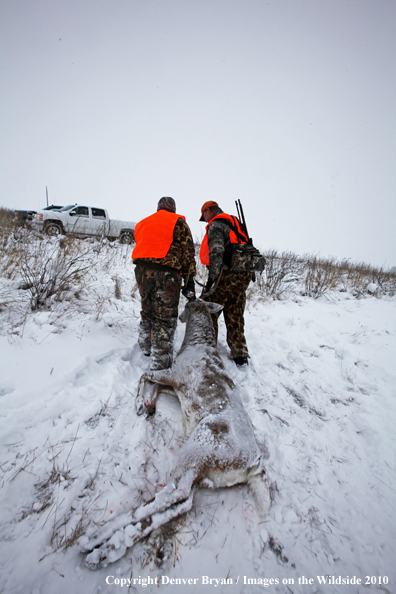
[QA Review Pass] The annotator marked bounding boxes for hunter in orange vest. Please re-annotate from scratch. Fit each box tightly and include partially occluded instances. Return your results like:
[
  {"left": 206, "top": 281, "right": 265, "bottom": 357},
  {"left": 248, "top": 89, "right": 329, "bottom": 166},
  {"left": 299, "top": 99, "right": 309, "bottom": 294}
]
[
  {"left": 199, "top": 201, "right": 252, "bottom": 367},
  {"left": 133, "top": 197, "right": 196, "bottom": 370},
  {"left": 200, "top": 212, "right": 249, "bottom": 267}
]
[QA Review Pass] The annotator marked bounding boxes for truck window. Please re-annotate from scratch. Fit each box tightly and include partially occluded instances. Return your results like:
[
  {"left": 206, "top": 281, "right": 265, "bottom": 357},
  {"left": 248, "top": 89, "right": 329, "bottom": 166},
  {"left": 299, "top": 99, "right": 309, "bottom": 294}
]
[
  {"left": 70, "top": 207, "right": 89, "bottom": 216},
  {"left": 91, "top": 208, "right": 106, "bottom": 219}
]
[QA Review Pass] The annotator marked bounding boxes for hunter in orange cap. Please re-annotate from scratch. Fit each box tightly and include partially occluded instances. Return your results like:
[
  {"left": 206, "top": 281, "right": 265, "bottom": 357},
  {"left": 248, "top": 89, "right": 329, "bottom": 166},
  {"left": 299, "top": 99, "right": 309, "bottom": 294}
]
[
  {"left": 199, "top": 201, "right": 219, "bottom": 221},
  {"left": 199, "top": 201, "right": 251, "bottom": 367}
]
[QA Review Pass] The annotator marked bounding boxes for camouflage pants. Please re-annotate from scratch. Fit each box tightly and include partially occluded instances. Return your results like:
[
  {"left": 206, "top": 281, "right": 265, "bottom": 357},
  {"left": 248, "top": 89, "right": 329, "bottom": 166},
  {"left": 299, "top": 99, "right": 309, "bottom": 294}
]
[
  {"left": 135, "top": 265, "right": 182, "bottom": 370},
  {"left": 204, "top": 271, "right": 252, "bottom": 359}
]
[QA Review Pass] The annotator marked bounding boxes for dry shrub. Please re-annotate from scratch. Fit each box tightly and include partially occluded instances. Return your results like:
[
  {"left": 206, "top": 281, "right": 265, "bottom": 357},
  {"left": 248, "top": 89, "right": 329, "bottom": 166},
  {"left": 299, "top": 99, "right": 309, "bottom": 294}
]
[
  {"left": 304, "top": 255, "right": 341, "bottom": 298},
  {"left": 370, "top": 267, "right": 396, "bottom": 296},
  {"left": 0, "top": 207, "right": 28, "bottom": 279},
  {"left": 20, "top": 236, "right": 93, "bottom": 311},
  {"left": 254, "top": 250, "right": 396, "bottom": 300},
  {"left": 344, "top": 261, "right": 372, "bottom": 296},
  {"left": 261, "top": 249, "right": 301, "bottom": 299},
  {"left": 336, "top": 260, "right": 396, "bottom": 297},
  {"left": 0, "top": 206, "right": 17, "bottom": 238}
]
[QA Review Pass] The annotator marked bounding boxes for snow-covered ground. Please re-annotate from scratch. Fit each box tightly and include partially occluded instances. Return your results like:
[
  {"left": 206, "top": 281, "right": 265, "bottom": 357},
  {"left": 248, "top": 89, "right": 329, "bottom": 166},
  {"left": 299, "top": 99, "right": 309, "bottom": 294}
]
[{"left": 0, "top": 240, "right": 395, "bottom": 594}]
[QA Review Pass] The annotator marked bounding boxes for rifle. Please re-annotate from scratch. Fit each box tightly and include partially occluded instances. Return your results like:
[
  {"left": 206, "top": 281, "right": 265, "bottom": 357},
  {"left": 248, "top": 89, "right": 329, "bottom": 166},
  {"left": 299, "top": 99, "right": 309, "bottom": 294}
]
[{"left": 235, "top": 199, "right": 252, "bottom": 245}]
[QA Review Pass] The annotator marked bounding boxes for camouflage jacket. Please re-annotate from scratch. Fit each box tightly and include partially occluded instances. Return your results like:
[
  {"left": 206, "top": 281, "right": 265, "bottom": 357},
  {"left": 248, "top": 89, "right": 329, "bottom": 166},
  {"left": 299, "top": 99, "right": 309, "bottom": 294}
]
[
  {"left": 133, "top": 217, "right": 197, "bottom": 282},
  {"left": 206, "top": 209, "right": 233, "bottom": 279}
]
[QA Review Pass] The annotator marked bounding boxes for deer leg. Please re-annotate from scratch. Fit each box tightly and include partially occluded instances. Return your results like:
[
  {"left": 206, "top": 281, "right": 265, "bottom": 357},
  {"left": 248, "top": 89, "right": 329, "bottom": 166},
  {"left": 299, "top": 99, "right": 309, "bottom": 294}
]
[
  {"left": 81, "top": 453, "right": 201, "bottom": 556},
  {"left": 248, "top": 472, "right": 271, "bottom": 518},
  {"left": 131, "top": 466, "right": 197, "bottom": 524},
  {"left": 81, "top": 466, "right": 199, "bottom": 569},
  {"left": 135, "top": 369, "right": 178, "bottom": 416},
  {"left": 83, "top": 487, "right": 197, "bottom": 570},
  {"left": 135, "top": 380, "right": 160, "bottom": 416}
]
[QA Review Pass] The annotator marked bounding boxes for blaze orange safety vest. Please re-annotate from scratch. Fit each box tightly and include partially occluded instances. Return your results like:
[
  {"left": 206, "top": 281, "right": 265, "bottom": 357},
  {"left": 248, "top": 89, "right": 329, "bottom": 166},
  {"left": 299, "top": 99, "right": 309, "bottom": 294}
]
[
  {"left": 199, "top": 213, "right": 249, "bottom": 266},
  {"left": 132, "top": 210, "right": 186, "bottom": 259}
]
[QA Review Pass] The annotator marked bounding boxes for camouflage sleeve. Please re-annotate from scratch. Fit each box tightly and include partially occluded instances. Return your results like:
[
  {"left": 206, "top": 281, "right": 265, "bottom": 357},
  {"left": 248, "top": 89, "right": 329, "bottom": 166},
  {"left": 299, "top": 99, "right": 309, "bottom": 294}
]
[
  {"left": 207, "top": 220, "right": 231, "bottom": 279},
  {"left": 175, "top": 218, "right": 197, "bottom": 282}
]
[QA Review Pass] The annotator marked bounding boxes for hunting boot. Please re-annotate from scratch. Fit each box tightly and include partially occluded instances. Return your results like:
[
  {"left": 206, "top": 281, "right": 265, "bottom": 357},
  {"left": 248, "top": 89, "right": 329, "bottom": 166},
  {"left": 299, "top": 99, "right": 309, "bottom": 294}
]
[{"left": 150, "top": 318, "right": 177, "bottom": 370}]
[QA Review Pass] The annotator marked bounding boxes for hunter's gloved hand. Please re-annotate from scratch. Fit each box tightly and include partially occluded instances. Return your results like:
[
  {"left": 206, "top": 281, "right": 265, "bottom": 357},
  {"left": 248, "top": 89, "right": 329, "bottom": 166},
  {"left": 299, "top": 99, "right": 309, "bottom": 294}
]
[{"left": 182, "top": 280, "right": 196, "bottom": 301}]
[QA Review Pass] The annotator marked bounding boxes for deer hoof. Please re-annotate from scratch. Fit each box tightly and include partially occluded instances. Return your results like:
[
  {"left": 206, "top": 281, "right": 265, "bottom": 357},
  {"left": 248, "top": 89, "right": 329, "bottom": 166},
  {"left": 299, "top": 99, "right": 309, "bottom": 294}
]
[{"left": 135, "top": 396, "right": 145, "bottom": 416}]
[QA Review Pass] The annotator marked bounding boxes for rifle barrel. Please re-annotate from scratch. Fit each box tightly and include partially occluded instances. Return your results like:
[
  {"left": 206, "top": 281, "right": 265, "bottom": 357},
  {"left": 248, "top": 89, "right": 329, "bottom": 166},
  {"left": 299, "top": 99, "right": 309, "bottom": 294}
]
[
  {"left": 238, "top": 199, "right": 249, "bottom": 239},
  {"left": 235, "top": 200, "right": 241, "bottom": 220}
]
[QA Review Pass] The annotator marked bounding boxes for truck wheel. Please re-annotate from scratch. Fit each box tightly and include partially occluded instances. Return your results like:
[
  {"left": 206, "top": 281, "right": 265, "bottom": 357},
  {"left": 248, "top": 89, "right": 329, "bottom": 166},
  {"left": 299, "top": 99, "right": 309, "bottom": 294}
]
[
  {"left": 44, "top": 222, "right": 62, "bottom": 237},
  {"left": 119, "top": 230, "right": 134, "bottom": 244}
]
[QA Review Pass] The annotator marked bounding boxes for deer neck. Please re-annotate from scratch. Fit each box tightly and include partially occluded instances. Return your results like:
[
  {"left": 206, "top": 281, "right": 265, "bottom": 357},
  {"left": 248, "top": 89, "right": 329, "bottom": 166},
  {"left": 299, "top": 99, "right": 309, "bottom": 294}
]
[{"left": 180, "top": 313, "right": 217, "bottom": 349}]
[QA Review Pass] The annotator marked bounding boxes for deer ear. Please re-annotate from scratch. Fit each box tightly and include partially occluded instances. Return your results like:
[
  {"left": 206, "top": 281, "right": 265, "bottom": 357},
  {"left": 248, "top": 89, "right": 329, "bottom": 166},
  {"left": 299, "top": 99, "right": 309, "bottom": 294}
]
[{"left": 205, "top": 302, "right": 223, "bottom": 314}]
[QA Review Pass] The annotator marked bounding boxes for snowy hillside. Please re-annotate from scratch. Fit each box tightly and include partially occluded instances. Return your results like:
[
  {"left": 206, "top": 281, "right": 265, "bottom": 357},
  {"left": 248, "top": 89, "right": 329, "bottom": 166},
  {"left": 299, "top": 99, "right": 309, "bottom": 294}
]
[{"left": 0, "top": 232, "right": 395, "bottom": 594}]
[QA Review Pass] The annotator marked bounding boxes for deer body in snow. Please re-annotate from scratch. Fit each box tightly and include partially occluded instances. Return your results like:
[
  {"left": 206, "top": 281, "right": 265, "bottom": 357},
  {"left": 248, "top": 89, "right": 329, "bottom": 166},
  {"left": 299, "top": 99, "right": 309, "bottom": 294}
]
[{"left": 80, "top": 299, "right": 270, "bottom": 569}]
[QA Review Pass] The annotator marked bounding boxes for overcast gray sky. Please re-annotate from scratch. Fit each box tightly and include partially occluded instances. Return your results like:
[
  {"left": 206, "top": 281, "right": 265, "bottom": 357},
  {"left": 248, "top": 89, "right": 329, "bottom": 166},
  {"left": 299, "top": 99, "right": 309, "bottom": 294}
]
[{"left": 1, "top": 0, "right": 395, "bottom": 267}]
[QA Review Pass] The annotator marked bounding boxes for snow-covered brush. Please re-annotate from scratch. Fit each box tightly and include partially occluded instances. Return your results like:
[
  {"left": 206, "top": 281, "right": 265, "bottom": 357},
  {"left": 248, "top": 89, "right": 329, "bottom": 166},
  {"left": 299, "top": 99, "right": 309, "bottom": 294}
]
[
  {"left": 303, "top": 255, "right": 341, "bottom": 298},
  {"left": 19, "top": 237, "right": 93, "bottom": 311}
]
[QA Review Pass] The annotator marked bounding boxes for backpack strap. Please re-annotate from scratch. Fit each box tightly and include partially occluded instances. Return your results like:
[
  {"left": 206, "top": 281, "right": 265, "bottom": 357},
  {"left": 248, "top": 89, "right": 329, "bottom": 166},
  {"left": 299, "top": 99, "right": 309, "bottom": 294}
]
[
  {"left": 215, "top": 215, "right": 248, "bottom": 244},
  {"left": 230, "top": 215, "right": 249, "bottom": 244}
]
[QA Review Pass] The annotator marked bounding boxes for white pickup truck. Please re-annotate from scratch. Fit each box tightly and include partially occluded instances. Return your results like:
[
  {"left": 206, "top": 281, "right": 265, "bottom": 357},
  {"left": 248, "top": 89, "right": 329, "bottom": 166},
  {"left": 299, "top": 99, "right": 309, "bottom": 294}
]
[{"left": 32, "top": 204, "right": 136, "bottom": 244}]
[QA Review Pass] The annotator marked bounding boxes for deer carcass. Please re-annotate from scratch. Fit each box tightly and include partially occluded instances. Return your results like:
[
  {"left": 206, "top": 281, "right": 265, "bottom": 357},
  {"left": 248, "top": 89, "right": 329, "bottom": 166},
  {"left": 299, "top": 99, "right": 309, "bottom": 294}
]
[{"left": 80, "top": 299, "right": 270, "bottom": 569}]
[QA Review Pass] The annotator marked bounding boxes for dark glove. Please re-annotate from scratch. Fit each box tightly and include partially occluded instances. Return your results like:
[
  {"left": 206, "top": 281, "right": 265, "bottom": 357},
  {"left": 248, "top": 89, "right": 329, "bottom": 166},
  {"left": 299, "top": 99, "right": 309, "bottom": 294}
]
[{"left": 182, "top": 280, "right": 196, "bottom": 301}]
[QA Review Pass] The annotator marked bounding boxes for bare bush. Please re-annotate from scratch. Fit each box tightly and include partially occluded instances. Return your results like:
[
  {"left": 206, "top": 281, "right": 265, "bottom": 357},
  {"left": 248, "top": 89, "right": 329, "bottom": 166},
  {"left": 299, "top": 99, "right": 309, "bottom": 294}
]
[
  {"left": 0, "top": 206, "right": 17, "bottom": 238},
  {"left": 336, "top": 260, "right": 396, "bottom": 297},
  {"left": 371, "top": 267, "right": 396, "bottom": 296},
  {"left": 261, "top": 250, "right": 301, "bottom": 299},
  {"left": 19, "top": 236, "right": 93, "bottom": 311},
  {"left": 304, "top": 255, "right": 341, "bottom": 298},
  {"left": 254, "top": 250, "right": 396, "bottom": 301},
  {"left": 0, "top": 240, "right": 25, "bottom": 279},
  {"left": 0, "top": 207, "right": 27, "bottom": 278},
  {"left": 343, "top": 261, "right": 372, "bottom": 297}
]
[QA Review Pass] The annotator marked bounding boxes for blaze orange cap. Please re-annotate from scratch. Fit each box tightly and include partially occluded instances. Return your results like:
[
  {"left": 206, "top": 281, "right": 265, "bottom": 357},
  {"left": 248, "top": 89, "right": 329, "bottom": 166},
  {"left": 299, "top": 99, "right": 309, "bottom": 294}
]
[{"left": 199, "top": 201, "right": 219, "bottom": 221}]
